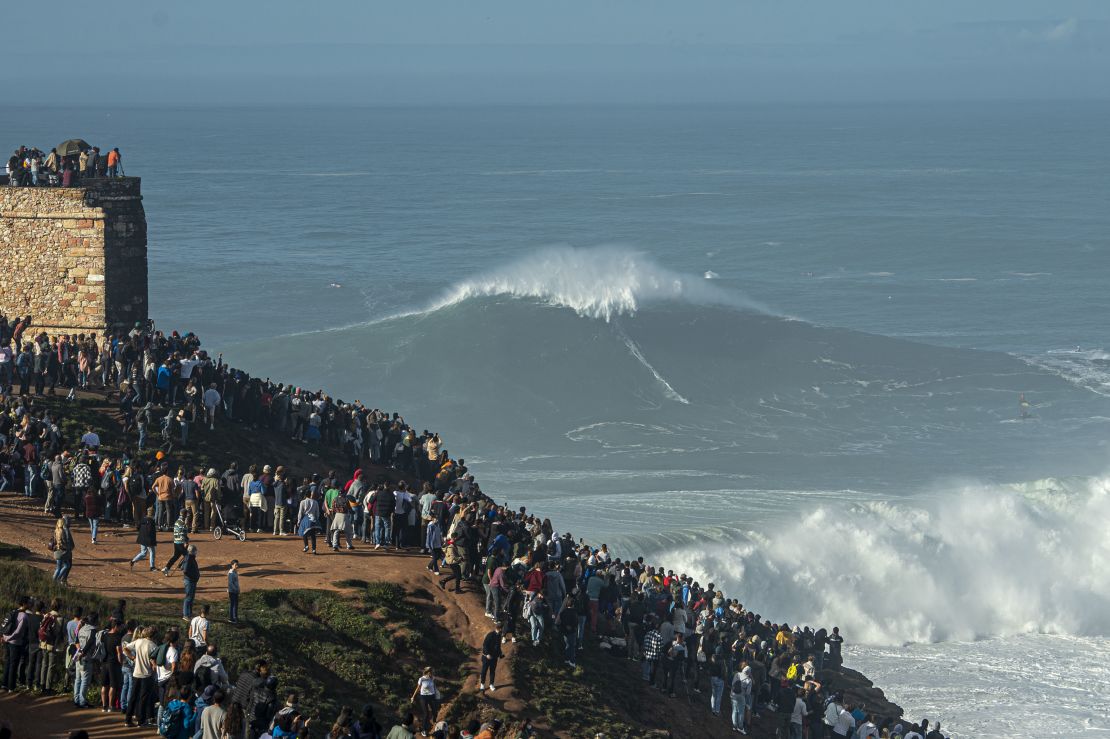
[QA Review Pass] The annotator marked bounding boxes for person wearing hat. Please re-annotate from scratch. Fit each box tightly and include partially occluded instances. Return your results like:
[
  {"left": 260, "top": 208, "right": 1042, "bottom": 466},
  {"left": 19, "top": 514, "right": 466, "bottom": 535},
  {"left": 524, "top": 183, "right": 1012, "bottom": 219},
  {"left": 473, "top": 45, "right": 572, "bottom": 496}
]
[{"left": 193, "top": 683, "right": 221, "bottom": 736}]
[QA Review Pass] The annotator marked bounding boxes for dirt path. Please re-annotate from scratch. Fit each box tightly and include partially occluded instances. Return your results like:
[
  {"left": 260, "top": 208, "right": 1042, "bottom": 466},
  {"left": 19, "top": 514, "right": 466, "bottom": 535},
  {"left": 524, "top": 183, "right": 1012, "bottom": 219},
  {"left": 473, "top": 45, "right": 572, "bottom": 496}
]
[{"left": 0, "top": 492, "right": 530, "bottom": 736}]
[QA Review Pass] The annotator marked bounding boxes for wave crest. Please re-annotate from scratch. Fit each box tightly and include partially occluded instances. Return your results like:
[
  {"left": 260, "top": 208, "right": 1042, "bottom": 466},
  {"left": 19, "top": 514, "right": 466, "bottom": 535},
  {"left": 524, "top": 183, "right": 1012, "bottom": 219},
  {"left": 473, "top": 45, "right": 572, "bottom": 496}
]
[{"left": 421, "top": 245, "right": 765, "bottom": 322}]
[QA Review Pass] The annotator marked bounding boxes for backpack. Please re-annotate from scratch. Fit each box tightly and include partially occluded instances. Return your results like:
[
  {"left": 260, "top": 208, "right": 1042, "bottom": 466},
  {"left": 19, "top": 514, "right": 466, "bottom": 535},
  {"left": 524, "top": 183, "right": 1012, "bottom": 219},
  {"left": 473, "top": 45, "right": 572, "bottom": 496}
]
[
  {"left": 331, "top": 494, "right": 349, "bottom": 514},
  {"left": 249, "top": 687, "right": 274, "bottom": 726},
  {"left": 88, "top": 628, "right": 108, "bottom": 663},
  {"left": 153, "top": 642, "right": 170, "bottom": 667},
  {"left": 401, "top": 496, "right": 413, "bottom": 516},
  {"left": 37, "top": 612, "right": 57, "bottom": 643},
  {"left": 158, "top": 701, "right": 186, "bottom": 737},
  {"left": 195, "top": 663, "right": 215, "bottom": 688},
  {"left": 1, "top": 609, "right": 18, "bottom": 636}
]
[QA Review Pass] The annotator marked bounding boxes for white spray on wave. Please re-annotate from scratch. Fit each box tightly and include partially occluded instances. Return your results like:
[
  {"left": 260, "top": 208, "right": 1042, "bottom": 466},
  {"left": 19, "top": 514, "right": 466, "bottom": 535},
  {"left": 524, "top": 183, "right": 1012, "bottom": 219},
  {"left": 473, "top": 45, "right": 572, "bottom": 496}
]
[
  {"left": 418, "top": 245, "right": 768, "bottom": 322},
  {"left": 664, "top": 477, "right": 1110, "bottom": 646}
]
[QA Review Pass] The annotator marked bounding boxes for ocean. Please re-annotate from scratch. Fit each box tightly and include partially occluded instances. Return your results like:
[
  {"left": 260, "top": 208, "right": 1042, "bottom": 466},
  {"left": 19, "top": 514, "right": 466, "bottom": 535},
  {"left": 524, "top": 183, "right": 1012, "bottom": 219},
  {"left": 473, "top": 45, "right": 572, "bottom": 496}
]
[{"left": 6, "top": 102, "right": 1110, "bottom": 736}]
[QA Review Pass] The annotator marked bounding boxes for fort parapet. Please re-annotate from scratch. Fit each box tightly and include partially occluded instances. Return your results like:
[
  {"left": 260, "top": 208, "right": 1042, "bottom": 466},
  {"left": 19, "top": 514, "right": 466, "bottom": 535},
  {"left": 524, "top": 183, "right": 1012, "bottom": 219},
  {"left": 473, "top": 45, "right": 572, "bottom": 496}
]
[{"left": 0, "top": 178, "right": 148, "bottom": 338}]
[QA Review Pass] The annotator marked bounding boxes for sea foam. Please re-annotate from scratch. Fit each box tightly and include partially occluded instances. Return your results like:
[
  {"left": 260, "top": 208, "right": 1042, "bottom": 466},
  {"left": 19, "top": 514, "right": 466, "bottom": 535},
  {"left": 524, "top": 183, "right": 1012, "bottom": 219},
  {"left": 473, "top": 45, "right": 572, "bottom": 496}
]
[{"left": 663, "top": 476, "right": 1110, "bottom": 646}]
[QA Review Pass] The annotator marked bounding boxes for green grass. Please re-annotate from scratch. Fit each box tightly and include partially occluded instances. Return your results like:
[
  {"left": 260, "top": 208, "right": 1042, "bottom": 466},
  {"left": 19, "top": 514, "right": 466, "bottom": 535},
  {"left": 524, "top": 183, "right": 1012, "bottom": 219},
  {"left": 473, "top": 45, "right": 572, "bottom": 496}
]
[
  {"left": 0, "top": 545, "right": 471, "bottom": 735},
  {"left": 510, "top": 636, "right": 670, "bottom": 739}
]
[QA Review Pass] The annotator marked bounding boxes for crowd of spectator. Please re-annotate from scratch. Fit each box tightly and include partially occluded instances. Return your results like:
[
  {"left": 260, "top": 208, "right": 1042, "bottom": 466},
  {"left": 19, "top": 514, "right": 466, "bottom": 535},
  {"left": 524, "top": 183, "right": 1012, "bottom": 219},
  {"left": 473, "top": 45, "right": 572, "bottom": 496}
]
[{"left": 5, "top": 144, "right": 123, "bottom": 187}]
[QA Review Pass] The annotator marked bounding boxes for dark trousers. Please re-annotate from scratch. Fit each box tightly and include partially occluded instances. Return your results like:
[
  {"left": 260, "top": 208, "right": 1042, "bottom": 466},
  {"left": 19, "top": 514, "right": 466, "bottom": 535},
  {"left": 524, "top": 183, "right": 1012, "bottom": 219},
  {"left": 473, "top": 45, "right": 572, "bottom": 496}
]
[
  {"left": 302, "top": 530, "right": 317, "bottom": 552},
  {"left": 126, "top": 675, "right": 154, "bottom": 724},
  {"left": 439, "top": 563, "right": 462, "bottom": 592},
  {"left": 392, "top": 515, "right": 407, "bottom": 547},
  {"left": 3, "top": 643, "right": 27, "bottom": 690},
  {"left": 165, "top": 542, "right": 187, "bottom": 570},
  {"left": 228, "top": 592, "right": 239, "bottom": 622},
  {"left": 23, "top": 648, "right": 41, "bottom": 687},
  {"left": 480, "top": 655, "right": 498, "bottom": 685}
]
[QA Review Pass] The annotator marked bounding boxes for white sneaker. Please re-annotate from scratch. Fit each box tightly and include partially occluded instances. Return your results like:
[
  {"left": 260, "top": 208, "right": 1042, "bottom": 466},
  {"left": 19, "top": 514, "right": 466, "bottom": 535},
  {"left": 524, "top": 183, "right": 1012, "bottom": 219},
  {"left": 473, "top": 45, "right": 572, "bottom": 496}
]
[
  {"left": 501, "top": 637, "right": 507, "bottom": 644},
  {"left": 488, "top": 684, "right": 496, "bottom": 692},
  {"left": 478, "top": 682, "right": 484, "bottom": 691}
]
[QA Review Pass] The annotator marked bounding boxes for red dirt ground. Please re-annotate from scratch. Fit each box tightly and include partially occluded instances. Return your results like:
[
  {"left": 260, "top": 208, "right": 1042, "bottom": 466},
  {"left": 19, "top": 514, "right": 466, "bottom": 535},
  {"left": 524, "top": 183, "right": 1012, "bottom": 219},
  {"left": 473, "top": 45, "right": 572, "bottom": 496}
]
[{"left": 0, "top": 493, "right": 529, "bottom": 738}]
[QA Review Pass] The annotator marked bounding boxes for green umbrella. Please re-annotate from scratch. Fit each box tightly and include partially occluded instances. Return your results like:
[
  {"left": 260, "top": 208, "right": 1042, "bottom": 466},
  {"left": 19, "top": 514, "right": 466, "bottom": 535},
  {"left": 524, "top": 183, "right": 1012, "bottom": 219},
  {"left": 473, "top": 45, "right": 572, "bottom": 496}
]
[{"left": 57, "top": 139, "right": 91, "bottom": 157}]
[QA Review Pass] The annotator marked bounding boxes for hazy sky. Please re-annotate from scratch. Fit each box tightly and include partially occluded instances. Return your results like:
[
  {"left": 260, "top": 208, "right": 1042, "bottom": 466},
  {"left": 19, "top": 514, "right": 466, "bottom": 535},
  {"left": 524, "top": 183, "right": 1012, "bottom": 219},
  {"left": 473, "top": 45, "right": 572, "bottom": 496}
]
[{"left": 8, "top": 1, "right": 1110, "bottom": 104}]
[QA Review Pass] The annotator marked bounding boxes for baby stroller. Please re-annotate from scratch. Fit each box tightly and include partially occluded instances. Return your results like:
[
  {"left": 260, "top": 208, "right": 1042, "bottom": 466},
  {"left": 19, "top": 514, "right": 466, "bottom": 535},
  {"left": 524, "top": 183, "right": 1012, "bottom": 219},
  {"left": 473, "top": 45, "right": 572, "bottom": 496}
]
[{"left": 212, "top": 503, "right": 247, "bottom": 542}]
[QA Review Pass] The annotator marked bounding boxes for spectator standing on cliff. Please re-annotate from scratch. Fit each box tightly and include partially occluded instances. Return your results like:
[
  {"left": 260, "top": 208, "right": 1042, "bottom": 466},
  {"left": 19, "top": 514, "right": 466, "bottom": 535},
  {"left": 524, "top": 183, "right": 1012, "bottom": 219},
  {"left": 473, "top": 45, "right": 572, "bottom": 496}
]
[
  {"left": 182, "top": 545, "right": 201, "bottom": 622},
  {"left": 227, "top": 560, "right": 240, "bottom": 624},
  {"left": 1, "top": 596, "right": 30, "bottom": 691},
  {"left": 826, "top": 626, "right": 844, "bottom": 667},
  {"left": 557, "top": 594, "right": 578, "bottom": 668},
  {"left": 203, "top": 383, "right": 221, "bottom": 431},
  {"left": 107, "top": 148, "right": 122, "bottom": 177},
  {"left": 297, "top": 486, "right": 322, "bottom": 554},
  {"left": 478, "top": 622, "right": 503, "bottom": 693}
]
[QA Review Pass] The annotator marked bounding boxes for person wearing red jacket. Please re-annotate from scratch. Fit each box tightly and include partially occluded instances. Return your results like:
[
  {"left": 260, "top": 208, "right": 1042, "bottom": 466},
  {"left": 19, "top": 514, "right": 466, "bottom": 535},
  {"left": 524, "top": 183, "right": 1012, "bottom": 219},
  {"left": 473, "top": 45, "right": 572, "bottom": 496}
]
[{"left": 522, "top": 562, "right": 545, "bottom": 594}]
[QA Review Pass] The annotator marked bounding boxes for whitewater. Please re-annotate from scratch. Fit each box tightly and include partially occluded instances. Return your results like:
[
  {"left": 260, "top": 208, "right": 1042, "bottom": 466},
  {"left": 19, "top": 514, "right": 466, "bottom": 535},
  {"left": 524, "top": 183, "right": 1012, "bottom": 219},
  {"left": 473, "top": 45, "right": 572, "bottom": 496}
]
[{"left": 15, "top": 101, "right": 1107, "bottom": 737}]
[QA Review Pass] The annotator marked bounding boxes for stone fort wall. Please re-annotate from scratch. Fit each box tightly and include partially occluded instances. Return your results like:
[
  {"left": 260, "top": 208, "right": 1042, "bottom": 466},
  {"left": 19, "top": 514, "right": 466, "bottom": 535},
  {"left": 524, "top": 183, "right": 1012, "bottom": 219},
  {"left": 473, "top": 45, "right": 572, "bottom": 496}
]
[{"left": 0, "top": 178, "right": 148, "bottom": 338}]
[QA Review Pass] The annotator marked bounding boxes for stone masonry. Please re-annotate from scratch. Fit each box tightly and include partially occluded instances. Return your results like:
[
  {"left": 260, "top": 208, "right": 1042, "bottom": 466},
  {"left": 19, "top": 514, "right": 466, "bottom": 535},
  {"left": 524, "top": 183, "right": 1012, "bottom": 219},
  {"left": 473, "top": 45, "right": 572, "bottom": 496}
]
[{"left": 0, "top": 178, "right": 148, "bottom": 338}]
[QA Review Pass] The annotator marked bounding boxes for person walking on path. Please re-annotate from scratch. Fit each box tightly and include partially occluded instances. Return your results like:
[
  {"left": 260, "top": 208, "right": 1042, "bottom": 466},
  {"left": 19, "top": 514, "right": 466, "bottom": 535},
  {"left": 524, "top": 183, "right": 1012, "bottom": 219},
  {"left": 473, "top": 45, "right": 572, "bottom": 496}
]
[
  {"left": 437, "top": 538, "right": 463, "bottom": 593},
  {"left": 227, "top": 560, "right": 240, "bottom": 624},
  {"left": 478, "top": 622, "right": 504, "bottom": 693},
  {"left": 129, "top": 513, "right": 158, "bottom": 571},
  {"left": 182, "top": 545, "right": 201, "bottom": 622},
  {"left": 84, "top": 483, "right": 104, "bottom": 545},
  {"left": 326, "top": 483, "right": 354, "bottom": 551},
  {"left": 163, "top": 509, "right": 191, "bottom": 575},
  {"left": 297, "top": 486, "right": 322, "bottom": 554},
  {"left": 409, "top": 667, "right": 439, "bottom": 738},
  {"left": 51, "top": 516, "right": 75, "bottom": 585}
]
